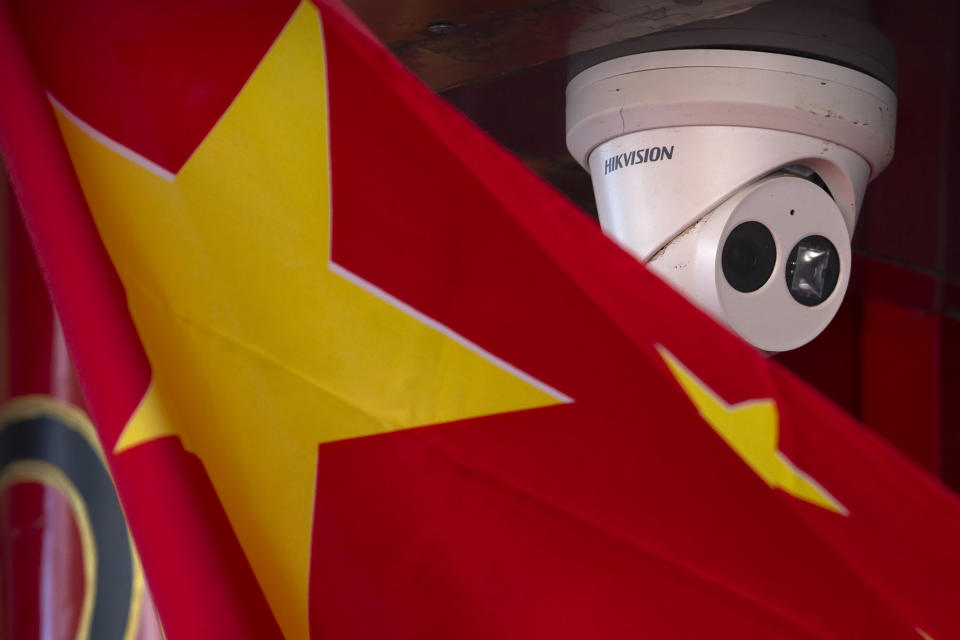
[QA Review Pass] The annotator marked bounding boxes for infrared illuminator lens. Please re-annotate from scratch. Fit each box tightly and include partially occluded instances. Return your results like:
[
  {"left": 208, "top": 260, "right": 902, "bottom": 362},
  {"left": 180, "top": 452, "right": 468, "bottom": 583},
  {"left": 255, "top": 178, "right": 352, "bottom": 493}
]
[{"left": 786, "top": 235, "right": 840, "bottom": 306}]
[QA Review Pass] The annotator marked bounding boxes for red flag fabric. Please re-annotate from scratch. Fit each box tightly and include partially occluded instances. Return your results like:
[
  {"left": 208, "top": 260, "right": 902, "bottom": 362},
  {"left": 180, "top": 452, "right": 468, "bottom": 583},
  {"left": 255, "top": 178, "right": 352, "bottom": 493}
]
[
  {"left": 0, "top": 190, "right": 165, "bottom": 640},
  {"left": 1, "top": 1, "right": 958, "bottom": 639}
]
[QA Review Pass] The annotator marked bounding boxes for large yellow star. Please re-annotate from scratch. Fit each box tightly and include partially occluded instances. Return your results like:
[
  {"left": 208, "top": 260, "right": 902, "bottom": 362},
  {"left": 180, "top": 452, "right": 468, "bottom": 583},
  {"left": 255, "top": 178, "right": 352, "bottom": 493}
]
[
  {"left": 657, "top": 345, "right": 847, "bottom": 516},
  {"left": 51, "top": 3, "right": 568, "bottom": 638}
]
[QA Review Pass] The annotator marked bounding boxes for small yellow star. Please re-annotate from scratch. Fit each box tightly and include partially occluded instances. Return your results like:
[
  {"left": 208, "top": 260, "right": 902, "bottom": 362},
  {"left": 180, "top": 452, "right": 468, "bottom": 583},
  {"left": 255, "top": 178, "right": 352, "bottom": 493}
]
[{"left": 657, "top": 345, "right": 847, "bottom": 516}]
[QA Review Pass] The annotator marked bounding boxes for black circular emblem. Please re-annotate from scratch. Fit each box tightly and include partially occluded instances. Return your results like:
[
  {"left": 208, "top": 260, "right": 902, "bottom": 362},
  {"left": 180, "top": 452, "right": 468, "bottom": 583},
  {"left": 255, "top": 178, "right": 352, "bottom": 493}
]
[{"left": 0, "top": 397, "right": 140, "bottom": 640}]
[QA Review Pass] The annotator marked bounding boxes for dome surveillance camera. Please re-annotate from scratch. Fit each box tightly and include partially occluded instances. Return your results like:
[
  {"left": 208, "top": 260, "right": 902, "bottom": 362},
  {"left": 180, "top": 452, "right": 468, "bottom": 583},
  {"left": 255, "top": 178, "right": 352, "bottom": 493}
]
[{"left": 565, "top": 9, "right": 897, "bottom": 351}]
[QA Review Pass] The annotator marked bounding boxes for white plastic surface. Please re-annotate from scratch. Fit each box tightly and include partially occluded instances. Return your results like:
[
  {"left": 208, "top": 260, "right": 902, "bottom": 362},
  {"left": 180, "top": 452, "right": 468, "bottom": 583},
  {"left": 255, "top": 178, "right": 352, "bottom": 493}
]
[
  {"left": 565, "top": 48, "right": 894, "bottom": 351},
  {"left": 588, "top": 126, "right": 870, "bottom": 260},
  {"left": 647, "top": 176, "right": 851, "bottom": 352},
  {"left": 566, "top": 49, "right": 897, "bottom": 177}
]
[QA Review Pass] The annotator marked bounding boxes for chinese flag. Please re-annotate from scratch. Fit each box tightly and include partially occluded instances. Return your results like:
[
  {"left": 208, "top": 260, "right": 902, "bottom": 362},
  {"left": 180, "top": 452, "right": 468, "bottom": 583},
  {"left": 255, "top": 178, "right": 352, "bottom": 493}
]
[{"left": 1, "top": 1, "right": 959, "bottom": 639}]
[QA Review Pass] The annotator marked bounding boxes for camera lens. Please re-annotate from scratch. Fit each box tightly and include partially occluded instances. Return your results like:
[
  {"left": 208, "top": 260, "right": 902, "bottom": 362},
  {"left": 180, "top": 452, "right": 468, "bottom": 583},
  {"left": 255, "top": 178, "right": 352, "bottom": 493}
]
[
  {"left": 785, "top": 235, "right": 840, "bottom": 306},
  {"left": 721, "top": 221, "right": 777, "bottom": 293}
]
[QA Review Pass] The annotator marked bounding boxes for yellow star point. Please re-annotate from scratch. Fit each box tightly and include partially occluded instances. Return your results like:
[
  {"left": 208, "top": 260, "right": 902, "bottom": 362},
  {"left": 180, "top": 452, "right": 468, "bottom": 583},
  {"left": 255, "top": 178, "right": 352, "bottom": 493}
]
[
  {"left": 53, "top": 3, "right": 567, "bottom": 638},
  {"left": 656, "top": 345, "right": 847, "bottom": 516}
]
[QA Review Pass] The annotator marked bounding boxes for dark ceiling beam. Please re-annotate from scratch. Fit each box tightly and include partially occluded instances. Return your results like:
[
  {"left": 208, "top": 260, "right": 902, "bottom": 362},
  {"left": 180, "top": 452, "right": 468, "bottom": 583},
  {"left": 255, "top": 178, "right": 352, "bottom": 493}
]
[{"left": 346, "top": 0, "right": 767, "bottom": 91}]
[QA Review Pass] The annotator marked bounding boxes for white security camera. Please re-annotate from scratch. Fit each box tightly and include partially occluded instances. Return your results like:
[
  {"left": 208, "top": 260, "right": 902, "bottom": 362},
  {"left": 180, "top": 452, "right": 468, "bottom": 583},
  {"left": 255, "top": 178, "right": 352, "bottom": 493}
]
[{"left": 566, "top": 16, "right": 897, "bottom": 351}]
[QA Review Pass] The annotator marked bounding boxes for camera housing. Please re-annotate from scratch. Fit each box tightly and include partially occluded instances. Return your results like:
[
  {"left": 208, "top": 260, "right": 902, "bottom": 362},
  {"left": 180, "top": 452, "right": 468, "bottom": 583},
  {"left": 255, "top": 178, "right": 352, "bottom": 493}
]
[{"left": 566, "top": 48, "right": 897, "bottom": 351}]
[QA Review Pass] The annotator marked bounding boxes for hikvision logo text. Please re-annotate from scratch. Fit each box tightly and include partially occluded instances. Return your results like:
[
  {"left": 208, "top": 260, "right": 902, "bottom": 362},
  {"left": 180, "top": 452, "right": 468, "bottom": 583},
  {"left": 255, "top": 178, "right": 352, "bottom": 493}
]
[{"left": 604, "top": 145, "right": 675, "bottom": 175}]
